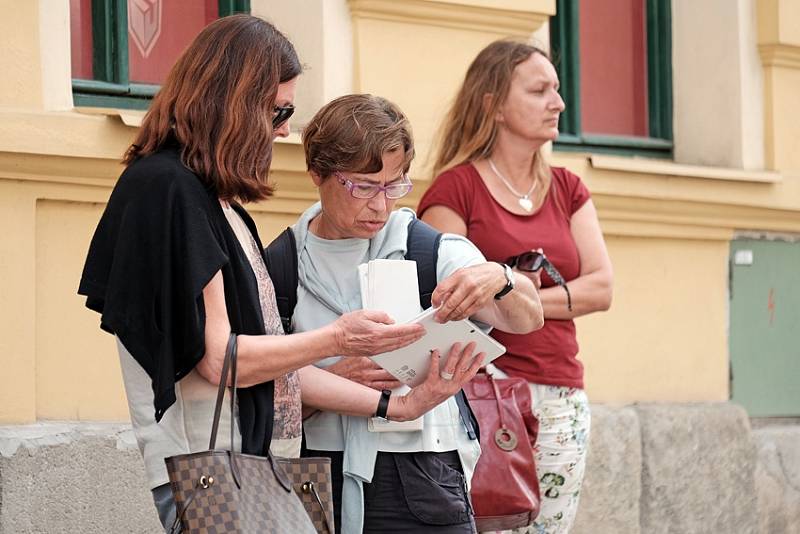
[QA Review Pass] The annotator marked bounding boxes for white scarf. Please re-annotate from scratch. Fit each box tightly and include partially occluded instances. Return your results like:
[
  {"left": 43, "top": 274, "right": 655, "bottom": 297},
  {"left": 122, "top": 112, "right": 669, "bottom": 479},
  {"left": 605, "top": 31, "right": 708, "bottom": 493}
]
[{"left": 292, "top": 202, "right": 417, "bottom": 534}]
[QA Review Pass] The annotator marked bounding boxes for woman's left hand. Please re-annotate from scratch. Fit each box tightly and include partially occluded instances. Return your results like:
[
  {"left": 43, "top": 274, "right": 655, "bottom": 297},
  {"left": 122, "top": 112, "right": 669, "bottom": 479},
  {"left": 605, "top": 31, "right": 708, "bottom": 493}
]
[
  {"left": 430, "top": 263, "right": 506, "bottom": 323},
  {"left": 389, "top": 342, "right": 483, "bottom": 421}
]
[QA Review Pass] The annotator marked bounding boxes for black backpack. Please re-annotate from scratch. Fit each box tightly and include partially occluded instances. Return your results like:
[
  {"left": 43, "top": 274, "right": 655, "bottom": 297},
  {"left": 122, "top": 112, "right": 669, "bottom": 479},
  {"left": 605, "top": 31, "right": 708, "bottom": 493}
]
[{"left": 264, "top": 218, "right": 478, "bottom": 441}]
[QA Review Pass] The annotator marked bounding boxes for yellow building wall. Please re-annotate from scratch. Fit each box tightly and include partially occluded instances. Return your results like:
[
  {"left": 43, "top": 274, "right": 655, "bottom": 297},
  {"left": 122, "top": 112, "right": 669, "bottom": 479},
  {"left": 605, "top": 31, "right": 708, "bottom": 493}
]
[
  {"left": 36, "top": 199, "right": 127, "bottom": 419},
  {"left": 1, "top": 0, "right": 799, "bottom": 422},
  {"left": 578, "top": 236, "right": 730, "bottom": 404}
]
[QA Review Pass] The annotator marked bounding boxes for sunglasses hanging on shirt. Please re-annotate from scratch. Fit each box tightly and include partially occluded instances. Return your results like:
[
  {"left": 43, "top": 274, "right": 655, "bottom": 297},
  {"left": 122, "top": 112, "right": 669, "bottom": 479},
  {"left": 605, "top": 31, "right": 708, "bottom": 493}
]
[{"left": 506, "top": 251, "right": 572, "bottom": 311}]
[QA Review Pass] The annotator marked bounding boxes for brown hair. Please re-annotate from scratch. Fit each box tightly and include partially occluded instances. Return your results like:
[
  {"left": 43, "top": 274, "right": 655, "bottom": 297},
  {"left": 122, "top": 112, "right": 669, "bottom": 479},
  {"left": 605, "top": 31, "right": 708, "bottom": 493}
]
[
  {"left": 431, "top": 40, "right": 552, "bottom": 201},
  {"left": 123, "top": 14, "right": 301, "bottom": 202},
  {"left": 303, "top": 94, "right": 414, "bottom": 179}
]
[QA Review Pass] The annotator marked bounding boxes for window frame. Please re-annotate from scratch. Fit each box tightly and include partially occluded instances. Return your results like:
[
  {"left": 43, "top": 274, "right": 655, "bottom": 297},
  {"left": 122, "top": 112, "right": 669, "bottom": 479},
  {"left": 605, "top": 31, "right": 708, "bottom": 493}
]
[
  {"left": 72, "top": 0, "right": 250, "bottom": 110},
  {"left": 549, "top": 0, "right": 673, "bottom": 158}
]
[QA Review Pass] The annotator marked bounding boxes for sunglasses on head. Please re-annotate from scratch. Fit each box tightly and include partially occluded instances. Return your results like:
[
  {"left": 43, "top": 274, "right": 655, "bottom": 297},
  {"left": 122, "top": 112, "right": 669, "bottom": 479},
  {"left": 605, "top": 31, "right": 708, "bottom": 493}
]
[
  {"left": 506, "top": 251, "right": 572, "bottom": 311},
  {"left": 272, "top": 105, "right": 295, "bottom": 128}
]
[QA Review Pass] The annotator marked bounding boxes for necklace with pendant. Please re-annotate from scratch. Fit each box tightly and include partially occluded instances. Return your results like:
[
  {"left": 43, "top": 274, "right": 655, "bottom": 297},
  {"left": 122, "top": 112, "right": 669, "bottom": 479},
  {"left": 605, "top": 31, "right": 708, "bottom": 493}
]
[{"left": 488, "top": 158, "right": 536, "bottom": 212}]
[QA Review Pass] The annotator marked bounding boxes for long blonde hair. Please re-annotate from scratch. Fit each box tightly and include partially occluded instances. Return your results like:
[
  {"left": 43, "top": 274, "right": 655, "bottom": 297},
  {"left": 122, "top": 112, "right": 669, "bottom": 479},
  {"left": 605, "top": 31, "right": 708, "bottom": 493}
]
[{"left": 431, "top": 40, "right": 552, "bottom": 201}]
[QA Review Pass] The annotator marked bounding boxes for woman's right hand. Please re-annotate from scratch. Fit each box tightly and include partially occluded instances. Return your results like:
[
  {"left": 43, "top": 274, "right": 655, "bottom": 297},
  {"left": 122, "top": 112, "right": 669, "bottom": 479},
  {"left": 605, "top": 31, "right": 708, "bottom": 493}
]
[
  {"left": 388, "top": 342, "right": 483, "bottom": 421},
  {"left": 331, "top": 310, "right": 425, "bottom": 358}
]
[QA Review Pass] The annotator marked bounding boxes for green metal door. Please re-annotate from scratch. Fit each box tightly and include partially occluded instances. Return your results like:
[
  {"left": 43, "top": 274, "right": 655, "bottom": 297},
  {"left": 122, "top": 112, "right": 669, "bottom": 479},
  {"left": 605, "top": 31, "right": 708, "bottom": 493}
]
[{"left": 729, "top": 237, "right": 800, "bottom": 416}]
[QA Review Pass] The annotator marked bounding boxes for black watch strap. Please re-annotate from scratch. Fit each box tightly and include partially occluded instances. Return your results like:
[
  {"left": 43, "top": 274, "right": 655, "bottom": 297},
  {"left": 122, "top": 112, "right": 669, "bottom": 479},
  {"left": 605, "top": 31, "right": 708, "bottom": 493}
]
[
  {"left": 493, "top": 262, "right": 515, "bottom": 300},
  {"left": 375, "top": 389, "right": 392, "bottom": 419}
]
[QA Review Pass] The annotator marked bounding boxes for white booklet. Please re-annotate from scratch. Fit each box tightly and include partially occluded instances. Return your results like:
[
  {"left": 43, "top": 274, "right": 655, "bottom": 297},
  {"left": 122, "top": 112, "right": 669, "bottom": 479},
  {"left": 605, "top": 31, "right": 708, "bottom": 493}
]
[
  {"left": 358, "top": 259, "right": 425, "bottom": 432},
  {"left": 358, "top": 259, "right": 421, "bottom": 323},
  {"left": 370, "top": 306, "right": 506, "bottom": 387}
]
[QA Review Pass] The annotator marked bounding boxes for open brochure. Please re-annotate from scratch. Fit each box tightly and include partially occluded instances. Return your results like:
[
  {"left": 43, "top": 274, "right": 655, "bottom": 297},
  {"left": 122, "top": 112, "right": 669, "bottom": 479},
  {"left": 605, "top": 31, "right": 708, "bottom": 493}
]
[{"left": 370, "top": 306, "right": 506, "bottom": 387}]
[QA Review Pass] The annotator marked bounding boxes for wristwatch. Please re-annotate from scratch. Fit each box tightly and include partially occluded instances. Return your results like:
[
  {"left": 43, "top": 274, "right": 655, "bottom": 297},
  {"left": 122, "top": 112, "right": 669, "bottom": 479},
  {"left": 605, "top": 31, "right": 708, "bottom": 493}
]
[
  {"left": 493, "top": 262, "right": 515, "bottom": 300},
  {"left": 374, "top": 389, "right": 392, "bottom": 420}
]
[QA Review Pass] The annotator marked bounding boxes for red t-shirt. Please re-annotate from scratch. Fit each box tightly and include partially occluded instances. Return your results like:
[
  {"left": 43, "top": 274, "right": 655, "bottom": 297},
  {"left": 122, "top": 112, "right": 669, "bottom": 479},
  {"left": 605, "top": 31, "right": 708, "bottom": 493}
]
[{"left": 418, "top": 162, "right": 591, "bottom": 388}]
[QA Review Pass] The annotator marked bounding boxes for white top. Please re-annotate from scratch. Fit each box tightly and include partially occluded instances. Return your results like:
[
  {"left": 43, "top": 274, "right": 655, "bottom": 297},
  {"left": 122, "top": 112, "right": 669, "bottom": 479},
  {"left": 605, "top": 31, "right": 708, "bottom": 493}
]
[
  {"left": 118, "top": 204, "right": 300, "bottom": 490},
  {"left": 117, "top": 340, "right": 242, "bottom": 489}
]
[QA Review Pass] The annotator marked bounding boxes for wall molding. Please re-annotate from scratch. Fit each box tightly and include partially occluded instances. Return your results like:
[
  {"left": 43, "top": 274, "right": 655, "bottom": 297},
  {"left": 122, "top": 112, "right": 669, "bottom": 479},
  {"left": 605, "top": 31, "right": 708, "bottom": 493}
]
[
  {"left": 758, "top": 43, "right": 800, "bottom": 69},
  {"left": 590, "top": 155, "right": 781, "bottom": 183},
  {"left": 4, "top": 148, "right": 800, "bottom": 239},
  {"left": 594, "top": 193, "right": 800, "bottom": 239},
  {"left": 0, "top": 151, "right": 320, "bottom": 215},
  {"left": 348, "top": 0, "right": 553, "bottom": 36}
]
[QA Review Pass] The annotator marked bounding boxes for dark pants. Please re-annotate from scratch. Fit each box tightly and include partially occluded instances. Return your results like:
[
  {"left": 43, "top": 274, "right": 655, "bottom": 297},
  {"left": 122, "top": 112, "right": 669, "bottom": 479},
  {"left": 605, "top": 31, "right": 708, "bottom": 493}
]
[{"left": 304, "top": 448, "right": 476, "bottom": 534}]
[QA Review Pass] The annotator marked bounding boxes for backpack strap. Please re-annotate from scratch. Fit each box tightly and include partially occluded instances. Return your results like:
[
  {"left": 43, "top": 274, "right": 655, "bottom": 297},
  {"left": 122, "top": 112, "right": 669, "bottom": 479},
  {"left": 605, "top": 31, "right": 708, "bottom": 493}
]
[
  {"left": 405, "top": 218, "right": 442, "bottom": 310},
  {"left": 405, "top": 218, "right": 479, "bottom": 442},
  {"left": 263, "top": 227, "right": 298, "bottom": 335}
]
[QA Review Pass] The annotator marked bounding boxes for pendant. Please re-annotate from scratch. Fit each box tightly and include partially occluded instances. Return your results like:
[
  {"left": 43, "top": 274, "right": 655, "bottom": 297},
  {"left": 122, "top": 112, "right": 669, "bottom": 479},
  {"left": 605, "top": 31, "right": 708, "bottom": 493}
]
[{"left": 518, "top": 197, "right": 533, "bottom": 212}]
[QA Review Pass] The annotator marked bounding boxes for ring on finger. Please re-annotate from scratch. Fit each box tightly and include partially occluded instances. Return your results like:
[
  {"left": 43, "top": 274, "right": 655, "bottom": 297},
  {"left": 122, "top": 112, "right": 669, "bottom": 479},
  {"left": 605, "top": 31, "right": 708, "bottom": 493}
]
[{"left": 440, "top": 370, "right": 454, "bottom": 381}]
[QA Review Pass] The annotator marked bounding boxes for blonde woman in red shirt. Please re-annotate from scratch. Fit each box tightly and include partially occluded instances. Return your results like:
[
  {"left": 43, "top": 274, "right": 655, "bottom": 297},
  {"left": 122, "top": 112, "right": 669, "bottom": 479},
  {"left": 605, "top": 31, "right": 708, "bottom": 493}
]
[{"left": 418, "top": 40, "right": 613, "bottom": 534}]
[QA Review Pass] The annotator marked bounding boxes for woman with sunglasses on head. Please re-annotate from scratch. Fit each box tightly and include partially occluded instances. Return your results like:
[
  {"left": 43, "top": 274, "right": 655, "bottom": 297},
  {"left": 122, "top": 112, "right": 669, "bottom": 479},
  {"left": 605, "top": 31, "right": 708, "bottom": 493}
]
[
  {"left": 418, "top": 40, "right": 613, "bottom": 534},
  {"left": 79, "top": 16, "right": 487, "bottom": 532},
  {"left": 292, "top": 93, "right": 542, "bottom": 534}
]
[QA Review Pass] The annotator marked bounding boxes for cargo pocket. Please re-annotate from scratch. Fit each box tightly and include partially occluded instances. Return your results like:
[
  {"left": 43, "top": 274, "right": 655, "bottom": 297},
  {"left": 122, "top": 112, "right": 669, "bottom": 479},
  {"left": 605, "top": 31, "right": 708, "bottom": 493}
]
[{"left": 393, "top": 452, "right": 471, "bottom": 526}]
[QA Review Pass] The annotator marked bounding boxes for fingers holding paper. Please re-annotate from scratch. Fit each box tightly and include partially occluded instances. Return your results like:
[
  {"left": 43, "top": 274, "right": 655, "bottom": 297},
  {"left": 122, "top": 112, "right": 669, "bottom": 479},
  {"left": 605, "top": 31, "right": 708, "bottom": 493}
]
[
  {"left": 440, "top": 341, "right": 484, "bottom": 385},
  {"left": 432, "top": 262, "right": 544, "bottom": 335},
  {"left": 332, "top": 309, "right": 425, "bottom": 358},
  {"left": 393, "top": 342, "right": 484, "bottom": 420},
  {"left": 431, "top": 263, "right": 507, "bottom": 323}
]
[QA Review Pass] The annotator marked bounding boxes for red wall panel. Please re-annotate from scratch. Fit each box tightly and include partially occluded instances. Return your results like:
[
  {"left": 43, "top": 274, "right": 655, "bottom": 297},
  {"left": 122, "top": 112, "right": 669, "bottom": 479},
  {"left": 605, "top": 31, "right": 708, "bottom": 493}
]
[
  {"left": 579, "top": 0, "right": 648, "bottom": 137},
  {"left": 70, "top": 0, "right": 94, "bottom": 80},
  {"left": 128, "top": 0, "right": 218, "bottom": 84}
]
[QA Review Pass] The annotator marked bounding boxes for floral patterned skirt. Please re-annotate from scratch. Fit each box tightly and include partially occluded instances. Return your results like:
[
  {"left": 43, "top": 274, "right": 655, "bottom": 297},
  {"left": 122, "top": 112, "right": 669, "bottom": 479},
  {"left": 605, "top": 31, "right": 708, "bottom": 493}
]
[{"left": 483, "top": 367, "right": 591, "bottom": 534}]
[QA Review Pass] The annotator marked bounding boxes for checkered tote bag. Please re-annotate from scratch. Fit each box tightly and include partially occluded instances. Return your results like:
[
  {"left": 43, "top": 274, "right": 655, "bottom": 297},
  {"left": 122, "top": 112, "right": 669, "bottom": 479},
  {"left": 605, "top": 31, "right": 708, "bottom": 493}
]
[
  {"left": 165, "top": 334, "right": 331, "bottom": 533},
  {"left": 276, "top": 457, "right": 335, "bottom": 534}
]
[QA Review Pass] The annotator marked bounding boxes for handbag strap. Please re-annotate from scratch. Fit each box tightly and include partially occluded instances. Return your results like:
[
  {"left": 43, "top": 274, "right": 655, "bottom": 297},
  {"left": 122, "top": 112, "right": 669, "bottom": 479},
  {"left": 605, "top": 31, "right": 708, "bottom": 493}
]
[
  {"left": 487, "top": 372, "right": 509, "bottom": 429},
  {"left": 209, "top": 333, "right": 238, "bottom": 450},
  {"left": 206, "top": 333, "right": 243, "bottom": 488},
  {"left": 206, "top": 332, "right": 292, "bottom": 492},
  {"left": 303, "top": 481, "right": 334, "bottom": 534}
]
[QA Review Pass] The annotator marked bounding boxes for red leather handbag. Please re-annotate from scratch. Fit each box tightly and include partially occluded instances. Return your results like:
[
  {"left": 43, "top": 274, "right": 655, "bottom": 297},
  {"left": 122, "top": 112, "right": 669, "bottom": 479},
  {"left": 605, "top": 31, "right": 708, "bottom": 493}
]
[{"left": 463, "top": 370, "right": 540, "bottom": 531}]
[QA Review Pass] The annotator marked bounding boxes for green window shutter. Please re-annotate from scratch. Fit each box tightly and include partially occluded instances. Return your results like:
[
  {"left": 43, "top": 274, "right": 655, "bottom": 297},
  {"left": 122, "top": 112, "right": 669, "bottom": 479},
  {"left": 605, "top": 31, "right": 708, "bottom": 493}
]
[
  {"left": 219, "top": 0, "right": 251, "bottom": 16},
  {"left": 646, "top": 0, "right": 673, "bottom": 141},
  {"left": 549, "top": 0, "right": 580, "bottom": 138}
]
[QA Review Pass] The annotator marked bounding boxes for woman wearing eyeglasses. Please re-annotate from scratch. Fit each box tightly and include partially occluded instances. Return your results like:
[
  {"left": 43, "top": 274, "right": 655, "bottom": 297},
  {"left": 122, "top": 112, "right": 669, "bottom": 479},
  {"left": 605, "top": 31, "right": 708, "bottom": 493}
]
[
  {"left": 291, "top": 93, "right": 542, "bottom": 534},
  {"left": 418, "top": 40, "right": 613, "bottom": 534}
]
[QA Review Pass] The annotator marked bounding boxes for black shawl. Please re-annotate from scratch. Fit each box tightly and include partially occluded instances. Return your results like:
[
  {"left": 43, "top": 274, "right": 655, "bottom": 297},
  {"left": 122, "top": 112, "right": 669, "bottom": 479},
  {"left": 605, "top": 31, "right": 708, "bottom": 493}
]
[{"left": 79, "top": 145, "right": 275, "bottom": 455}]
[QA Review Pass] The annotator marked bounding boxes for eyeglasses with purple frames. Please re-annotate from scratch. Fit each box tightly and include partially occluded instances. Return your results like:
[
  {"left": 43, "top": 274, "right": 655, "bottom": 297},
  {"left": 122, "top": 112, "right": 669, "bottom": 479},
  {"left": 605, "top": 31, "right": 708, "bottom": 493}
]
[{"left": 334, "top": 171, "right": 413, "bottom": 200}]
